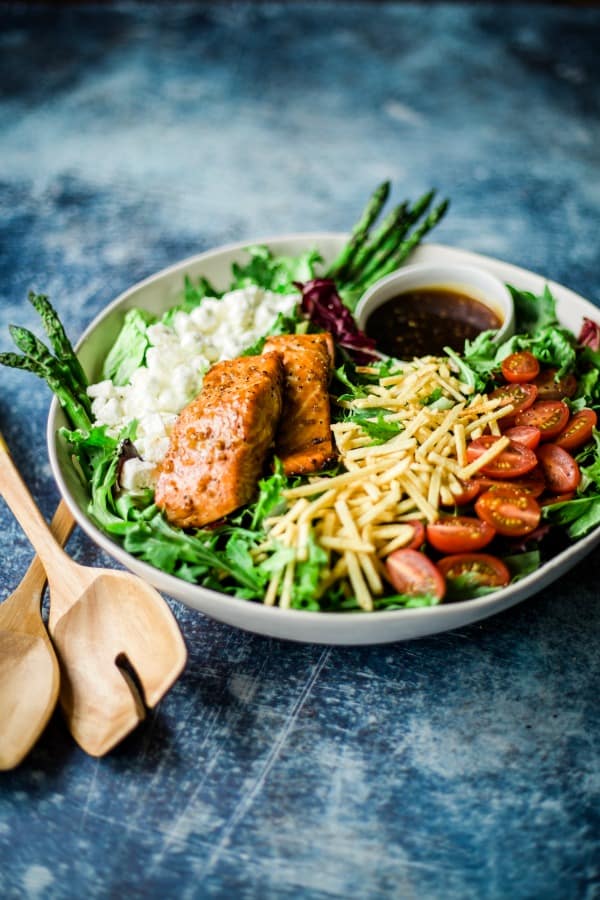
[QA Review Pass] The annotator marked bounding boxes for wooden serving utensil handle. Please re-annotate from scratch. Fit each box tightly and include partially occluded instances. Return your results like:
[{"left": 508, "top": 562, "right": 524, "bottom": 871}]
[
  {"left": 1, "top": 502, "right": 76, "bottom": 629},
  {"left": 0, "top": 430, "right": 72, "bottom": 580}
]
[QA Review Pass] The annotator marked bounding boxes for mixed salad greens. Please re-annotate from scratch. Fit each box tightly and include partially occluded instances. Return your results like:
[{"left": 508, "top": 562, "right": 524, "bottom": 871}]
[{"left": 3, "top": 182, "right": 600, "bottom": 612}]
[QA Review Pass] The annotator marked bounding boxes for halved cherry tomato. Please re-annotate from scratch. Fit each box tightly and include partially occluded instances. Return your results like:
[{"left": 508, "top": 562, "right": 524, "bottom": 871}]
[
  {"left": 489, "top": 382, "right": 538, "bottom": 416},
  {"left": 466, "top": 435, "right": 538, "bottom": 479},
  {"left": 504, "top": 425, "right": 542, "bottom": 450},
  {"left": 476, "top": 467, "right": 546, "bottom": 498},
  {"left": 501, "top": 351, "right": 540, "bottom": 384},
  {"left": 514, "top": 400, "right": 570, "bottom": 441},
  {"left": 540, "top": 492, "right": 575, "bottom": 507},
  {"left": 437, "top": 553, "right": 510, "bottom": 588},
  {"left": 475, "top": 485, "right": 541, "bottom": 537},
  {"left": 532, "top": 368, "right": 577, "bottom": 400},
  {"left": 555, "top": 408, "right": 597, "bottom": 451},
  {"left": 426, "top": 516, "right": 496, "bottom": 553},
  {"left": 440, "top": 479, "right": 481, "bottom": 506},
  {"left": 536, "top": 443, "right": 581, "bottom": 493},
  {"left": 385, "top": 548, "right": 446, "bottom": 600},
  {"left": 406, "top": 520, "right": 426, "bottom": 550}
]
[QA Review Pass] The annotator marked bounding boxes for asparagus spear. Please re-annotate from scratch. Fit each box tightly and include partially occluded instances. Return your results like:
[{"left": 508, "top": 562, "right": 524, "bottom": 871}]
[
  {"left": 345, "top": 202, "right": 409, "bottom": 282},
  {"left": 28, "top": 292, "right": 88, "bottom": 396},
  {"left": 325, "top": 180, "right": 391, "bottom": 280},
  {"left": 345, "top": 190, "right": 436, "bottom": 288},
  {"left": 347, "top": 197, "right": 450, "bottom": 293},
  {"left": 406, "top": 188, "right": 437, "bottom": 226},
  {"left": 9, "top": 317, "right": 92, "bottom": 417},
  {"left": 336, "top": 197, "right": 449, "bottom": 310},
  {"left": 9, "top": 325, "right": 66, "bottom": 383},
  {"left": 0, "top": 351, "right": 92, "bottom": 431},
  {"left": 370, "top": 198, "right": 450, "bottom": 282}
]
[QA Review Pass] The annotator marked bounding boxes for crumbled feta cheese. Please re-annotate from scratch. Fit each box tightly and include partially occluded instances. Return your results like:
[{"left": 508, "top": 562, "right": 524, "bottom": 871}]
[
  {"left": 119, "top": 458, "right": 156, "bottom": 493},
  {"left": 95, "top": 397, "right": 123, "bottom": 426},
  {"left": 88, "top": 285, "right": 299, "bottom": 487},
  {"left": 87, "top": 379, "right": 116, "bottom": 400},
  {"left": 190, "top": 298, "right": 222, "bottom": 332}
]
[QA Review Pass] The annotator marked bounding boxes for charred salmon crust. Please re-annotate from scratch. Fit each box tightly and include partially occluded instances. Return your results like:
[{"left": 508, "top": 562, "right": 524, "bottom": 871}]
[
  {"left": 263, "top": 333, "right": 336, "bottom": 476},
  {"left": 155, "top": 352, "right": 284, "bottom": 528}
]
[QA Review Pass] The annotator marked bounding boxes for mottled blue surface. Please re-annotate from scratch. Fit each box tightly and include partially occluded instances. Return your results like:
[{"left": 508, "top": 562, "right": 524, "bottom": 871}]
[{"left": 1, "top": 3, "right": 600, "bottom": 898}]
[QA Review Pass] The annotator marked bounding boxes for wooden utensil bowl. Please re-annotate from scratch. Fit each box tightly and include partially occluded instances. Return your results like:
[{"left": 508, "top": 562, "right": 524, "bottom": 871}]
[{"left": 0, "top": 433, "right": 187, "bottom": 760}]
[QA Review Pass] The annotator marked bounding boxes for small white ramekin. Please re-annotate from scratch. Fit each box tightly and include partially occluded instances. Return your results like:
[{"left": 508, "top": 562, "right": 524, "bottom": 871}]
[{"left": 355, "top": 262, "right": 515, "bottom": 345}]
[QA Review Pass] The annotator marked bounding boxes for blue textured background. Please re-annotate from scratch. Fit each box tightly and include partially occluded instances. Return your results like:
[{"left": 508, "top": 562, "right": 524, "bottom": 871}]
[{"left": 1, "top": 4, "right": 599, "bottom": 898}]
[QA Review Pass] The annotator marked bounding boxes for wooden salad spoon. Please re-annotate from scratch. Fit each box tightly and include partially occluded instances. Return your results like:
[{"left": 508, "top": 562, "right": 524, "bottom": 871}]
[
  {"left": 0, "top": 503, "right": 73, "bottom": 770},
  {"left": 0, "top": 431, "right": 187, "bottom": 758}
]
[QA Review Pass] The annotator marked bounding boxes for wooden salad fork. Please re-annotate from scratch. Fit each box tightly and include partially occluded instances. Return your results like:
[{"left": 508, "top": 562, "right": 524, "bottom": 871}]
[
  {"left": 0, "top": 503, "right": 73, "bottom": 770},
  {"left": 0, "top": 430, "right": 187, "bottom": 758}
]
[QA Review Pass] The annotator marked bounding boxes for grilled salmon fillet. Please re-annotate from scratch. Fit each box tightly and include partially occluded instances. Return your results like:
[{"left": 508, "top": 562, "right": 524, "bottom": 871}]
[
  {"left": 262, "top": 333, "right": 336, "bottom": 476},
  {"left": 155, "top": 352, "right": 284, "bottom": 528}
]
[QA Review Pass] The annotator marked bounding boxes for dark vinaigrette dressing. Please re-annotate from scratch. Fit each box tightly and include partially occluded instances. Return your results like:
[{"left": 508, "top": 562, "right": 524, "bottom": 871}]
[{"left": 365, "top": 287, "right": 503, "bottom": 358}]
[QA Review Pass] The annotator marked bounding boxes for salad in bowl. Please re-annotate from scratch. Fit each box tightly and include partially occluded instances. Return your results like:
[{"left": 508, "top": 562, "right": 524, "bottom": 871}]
[{"left": 3, "top": 182, "right": 600, "bottom": 644}]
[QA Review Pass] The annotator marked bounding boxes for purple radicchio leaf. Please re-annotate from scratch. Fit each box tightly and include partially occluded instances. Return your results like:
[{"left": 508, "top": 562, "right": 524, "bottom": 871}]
[
  {"left": 296, "top": 278, "right": 379, "bottom": 364},
  {"left": 578, "top": 316, "right": 600, "bottom": 351}
]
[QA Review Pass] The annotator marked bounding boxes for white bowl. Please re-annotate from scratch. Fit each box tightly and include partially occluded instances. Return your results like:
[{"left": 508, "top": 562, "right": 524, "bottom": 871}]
[
  {"left": 355, "top": 262, "right": 515, "bottom": 349},
  {"left": 47, "top": 238, "right": 600, "bottom": 645}
]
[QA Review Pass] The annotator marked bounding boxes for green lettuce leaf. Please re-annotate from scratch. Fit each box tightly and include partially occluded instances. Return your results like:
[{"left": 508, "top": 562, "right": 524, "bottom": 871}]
[
  {"left": 102, "top": 309, "right": 156, "bottom": 386},
  {"left": 231, "top": 245, "right": 322, "bottom": 294},
  {"left": 503, "top": 550, "right": 541, "bottom": 581},
  {"left": 289, "top": 534, "right": 329, "bottom": 610},
  {"left": 339, "top": 406, "right": 403, "bottom": 445},
  {"left": 373, "top": 592, "right": 441, "bottom": 610},
  {"left": 542, "top": 495, "right": 600, "bottom": 539},
  {"left": 508, "top": 283, "right": 558, "bottom": 334},
  {"left": 249, "top": 459, "right": 290, "bottom": 529}
]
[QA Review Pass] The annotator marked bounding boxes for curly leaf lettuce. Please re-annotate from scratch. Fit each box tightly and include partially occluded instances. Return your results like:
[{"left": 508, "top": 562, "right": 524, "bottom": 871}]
[
  {"left": 231, "top": 245, "right": 322, "bottom": 294},
  {"left": 102, "top": 309, "right": 156, "bottom": 386}
]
